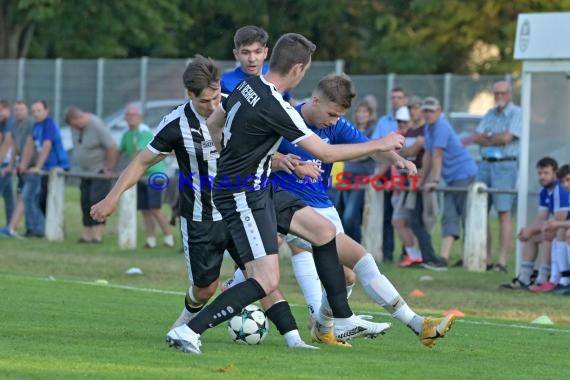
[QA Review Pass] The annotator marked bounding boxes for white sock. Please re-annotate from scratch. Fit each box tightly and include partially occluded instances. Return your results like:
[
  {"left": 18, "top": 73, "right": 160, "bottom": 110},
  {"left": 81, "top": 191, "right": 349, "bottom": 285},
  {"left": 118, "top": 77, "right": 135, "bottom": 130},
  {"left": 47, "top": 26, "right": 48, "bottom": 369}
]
[
  {"left": 549, "top": 240, "right": 562, "bottom": 283},
  {"left": 284, "top": 330, "right": 303, "bottom": 347},
  {"left": 146, "top": 236, "right": 157, "bottom": 248},
  {"left": 164, "top": 234, "right": 174, "bottom": 247},
  {"left": 559, "top": 244, "right": 570, "bottom": 286},
  {"left": 225, "top": 268, "right": 247, "bottom": 289},
  {"left": 405, "top": 246, "right": 421, "bottom": 260},
  {"left": 353, "top": 253, "right": 424, "bottom": 333},
  {"left": 291, "top": 251, "right": 322, "bottom": 320},
  {"left": 318, "top": 283, "right": 354, "bottom": 332}
]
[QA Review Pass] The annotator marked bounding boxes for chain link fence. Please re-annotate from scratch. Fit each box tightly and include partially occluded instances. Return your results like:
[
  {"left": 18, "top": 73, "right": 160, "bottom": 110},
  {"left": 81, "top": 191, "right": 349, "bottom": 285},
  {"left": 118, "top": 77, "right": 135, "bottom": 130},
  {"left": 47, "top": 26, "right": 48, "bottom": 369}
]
[{"left": 1, "top": 57, "right": 519, "bottom": 126}]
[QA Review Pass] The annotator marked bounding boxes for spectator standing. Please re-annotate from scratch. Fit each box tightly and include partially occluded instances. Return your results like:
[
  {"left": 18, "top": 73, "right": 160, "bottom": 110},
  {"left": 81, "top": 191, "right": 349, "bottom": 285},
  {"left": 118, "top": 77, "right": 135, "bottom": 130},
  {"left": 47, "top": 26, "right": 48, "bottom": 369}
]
[
  {"left": 27, "top": 100, "right": 70, "bottom": 237},
  {"left": 0, "top": 99, "right": 16, "bottom": 225},
  {"left": 403, "top": 96, "right": 441, "bottom": 267},
  {"left": 473, "top": 81, "right": 521, "bottom": 272},
  {"left": 0, "top": 101, "right": 34, "bottom": 237},
  {"left": 420, "top": 97, "right": 477, "bottom": 270},
  {"left": 338, "top": 97, "right": 377, "bottom": 243},
  {"left": 391, "top": 105, "right": 424, "bottom": 267},
  {"left": 119, "top": 105, "right": 173, "bottom": 248},
  {"left": 371, "top": 87, "right": 408, "bottom": 262},
  {"left": 65, "top": 107, "right": 118, "bottom": 243}
]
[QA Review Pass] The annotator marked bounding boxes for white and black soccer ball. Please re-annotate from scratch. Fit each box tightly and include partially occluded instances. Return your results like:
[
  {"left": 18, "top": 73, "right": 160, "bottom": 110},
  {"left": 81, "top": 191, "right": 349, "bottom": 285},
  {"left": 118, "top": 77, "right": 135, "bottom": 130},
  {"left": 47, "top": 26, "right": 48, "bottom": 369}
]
[{"left": 227, "top": 304, "right": 269, "bottom": 345}]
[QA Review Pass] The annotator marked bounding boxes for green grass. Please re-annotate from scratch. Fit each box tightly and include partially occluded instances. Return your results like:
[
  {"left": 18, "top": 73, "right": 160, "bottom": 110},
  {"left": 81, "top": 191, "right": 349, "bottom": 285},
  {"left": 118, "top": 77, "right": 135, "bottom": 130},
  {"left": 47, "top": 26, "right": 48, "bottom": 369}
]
[{"left": 1, "top": 186, "right": 570, "bottom": 379}]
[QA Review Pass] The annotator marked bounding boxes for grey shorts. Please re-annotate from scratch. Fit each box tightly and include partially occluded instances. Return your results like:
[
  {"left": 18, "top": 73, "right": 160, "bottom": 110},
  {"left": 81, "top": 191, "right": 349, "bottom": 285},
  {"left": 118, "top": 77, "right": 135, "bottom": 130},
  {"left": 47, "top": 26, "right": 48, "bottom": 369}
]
[
  {"left": 442, "top": 176, "right": 475, "bottom": 239},
  {"left": 477, "top": 160, "right": 517, "bottom": 212},
  {"left": 391, "top": 192, "right": 411, "bottom": 221}
]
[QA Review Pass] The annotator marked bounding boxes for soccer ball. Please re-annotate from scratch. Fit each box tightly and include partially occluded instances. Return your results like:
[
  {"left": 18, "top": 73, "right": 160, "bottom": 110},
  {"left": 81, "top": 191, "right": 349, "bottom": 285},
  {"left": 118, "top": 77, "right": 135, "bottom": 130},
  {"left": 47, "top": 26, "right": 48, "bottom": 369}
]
[{"left": 227, "top": 304, "right": 269, "bottom": 345}]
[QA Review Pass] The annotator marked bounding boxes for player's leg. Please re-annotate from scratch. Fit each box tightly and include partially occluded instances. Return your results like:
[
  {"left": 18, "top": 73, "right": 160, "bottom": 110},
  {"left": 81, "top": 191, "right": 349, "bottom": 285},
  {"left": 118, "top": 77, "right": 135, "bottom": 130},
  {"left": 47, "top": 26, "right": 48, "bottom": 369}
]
[
  {"left": 556, "top": 228, "right": 570, "bottom": 288},
  {"left": 171, "top": 191, "right": 280, "bottom": 353},
  {"left": 554, "top": 229, "right": 570, "bottom": 295},
  {"left": 286, "top": 203, "right": 391, "bottom": 343},
  {"left": 169, "top": 218, "right": 227, "bottom": 330},
  {"left": 286, "top": 236, "right": 323, "bottom": 328},
  {"left": 502, "top": 232, "right": 540, "bottom": 289},
  {"left": 530, "top": 228, "right": 562, "bottom": 292}
]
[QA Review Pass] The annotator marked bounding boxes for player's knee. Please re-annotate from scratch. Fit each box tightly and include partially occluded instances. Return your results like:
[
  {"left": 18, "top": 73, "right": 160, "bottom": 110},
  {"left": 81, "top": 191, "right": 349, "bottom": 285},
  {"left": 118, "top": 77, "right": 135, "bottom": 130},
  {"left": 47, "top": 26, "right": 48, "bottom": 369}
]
[
  {"left": 192, "top": 283, "right": 217, "bottom": 303},
  {"left": 255, "top": 275, "right": 280, "bottom": 295},
  {"left": 343, "top": 267, "right": 356, "bottom": 285}
]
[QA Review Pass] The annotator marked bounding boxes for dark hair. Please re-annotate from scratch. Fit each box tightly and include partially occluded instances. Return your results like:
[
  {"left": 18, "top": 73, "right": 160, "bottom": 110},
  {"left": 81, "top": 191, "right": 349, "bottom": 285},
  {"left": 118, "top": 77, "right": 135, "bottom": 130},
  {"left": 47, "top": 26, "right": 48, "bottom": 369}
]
[
  {"left": 64, "top": 106, "right": 83, "bottom": 125},
  {"left": 537, "top": 157, "right": 558, "bottom": 171},
  {"left": 392, "top": 87, "right": 407, "bottom": 96},
  {"left": 269, "top": 33, "right": 316, "bottom": 76},
  {"left": 183, "top": 55, "right": 221, "bottom": 97},
  {"left": 234, "top": 25, "right": 269, "bottom": 49},
  {"left": 557, "top": 164, "right": 570, "bottom": 180},
  {"left": 32, "top": 100, "right": 49, "bottom": 109},
  {"left": 0, "top": 99, "right": 10, "bottom": 109},
  {"left": 14, "top": 100, "right": 27, "bottom": 107},
  {"left": 314, "top": 73, "right": 356, "bottom": 110}
]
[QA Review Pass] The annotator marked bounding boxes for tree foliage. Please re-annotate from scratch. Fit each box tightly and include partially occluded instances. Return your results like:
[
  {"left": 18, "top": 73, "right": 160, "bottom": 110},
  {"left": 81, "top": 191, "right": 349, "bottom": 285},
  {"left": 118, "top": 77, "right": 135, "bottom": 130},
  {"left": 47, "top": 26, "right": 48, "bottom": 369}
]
[{"left": 2, "top": 0, "right": 570, "bottom": 73}]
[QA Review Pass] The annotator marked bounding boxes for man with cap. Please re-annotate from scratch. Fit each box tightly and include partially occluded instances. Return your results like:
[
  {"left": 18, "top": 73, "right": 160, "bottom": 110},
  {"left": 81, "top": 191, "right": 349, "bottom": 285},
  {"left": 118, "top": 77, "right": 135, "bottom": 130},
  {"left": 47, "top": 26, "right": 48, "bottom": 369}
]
[{"left": 419, "top": 97, "right": 477, "bottom": 270}]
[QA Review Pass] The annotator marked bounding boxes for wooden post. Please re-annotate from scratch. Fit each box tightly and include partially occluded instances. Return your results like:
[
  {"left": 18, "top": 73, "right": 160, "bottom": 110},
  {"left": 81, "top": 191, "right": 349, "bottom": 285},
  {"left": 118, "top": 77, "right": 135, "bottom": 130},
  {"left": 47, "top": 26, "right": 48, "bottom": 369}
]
[
  {"left": 361, "top": 187, "right": 384, "bottom": 263},
  {"left": 118, "top": 186, "right": 137, "bottom": 250},
  {"left": 45, "top": 169, "right": 65, "bottom": 241},
  {"left": 463, "top": 182, "right": 488, "bottom": 272}
]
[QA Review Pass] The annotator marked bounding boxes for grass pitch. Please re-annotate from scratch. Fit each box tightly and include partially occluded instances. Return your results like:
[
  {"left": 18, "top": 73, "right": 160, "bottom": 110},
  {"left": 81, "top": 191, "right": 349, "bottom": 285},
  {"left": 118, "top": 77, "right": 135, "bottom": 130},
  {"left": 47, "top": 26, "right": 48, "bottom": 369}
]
[{"left": 1, "top": 187, "right": 570, "bottom": 379}]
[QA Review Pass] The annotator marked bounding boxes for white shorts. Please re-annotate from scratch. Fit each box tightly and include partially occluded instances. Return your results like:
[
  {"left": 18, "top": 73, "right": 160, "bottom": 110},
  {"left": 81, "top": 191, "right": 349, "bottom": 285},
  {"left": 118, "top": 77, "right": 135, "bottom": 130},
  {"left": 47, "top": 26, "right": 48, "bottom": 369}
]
[{"left": 284, "top": 206, "right": 344, "bottom": 252}]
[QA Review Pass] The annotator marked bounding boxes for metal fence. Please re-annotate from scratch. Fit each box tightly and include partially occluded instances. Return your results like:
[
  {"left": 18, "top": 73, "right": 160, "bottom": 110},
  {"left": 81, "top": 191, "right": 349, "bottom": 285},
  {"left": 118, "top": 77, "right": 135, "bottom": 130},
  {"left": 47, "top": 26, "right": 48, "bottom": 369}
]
[{"left": 0, "top": 58, "right": 519, "bottom": 126}]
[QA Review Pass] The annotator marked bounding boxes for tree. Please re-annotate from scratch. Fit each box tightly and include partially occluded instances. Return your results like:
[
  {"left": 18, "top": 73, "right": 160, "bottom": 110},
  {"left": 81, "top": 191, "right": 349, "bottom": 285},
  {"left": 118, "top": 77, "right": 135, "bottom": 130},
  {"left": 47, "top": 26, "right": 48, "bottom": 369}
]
[{"left": 0, "top": 0, "right": 188, "bottom": 58}]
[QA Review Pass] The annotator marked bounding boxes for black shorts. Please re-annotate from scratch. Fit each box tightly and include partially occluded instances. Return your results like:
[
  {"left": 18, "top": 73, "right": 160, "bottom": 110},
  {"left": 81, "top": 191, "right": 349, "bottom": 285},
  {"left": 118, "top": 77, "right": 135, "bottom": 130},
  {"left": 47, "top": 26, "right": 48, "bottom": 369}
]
[
  {"left": 213, "top": 186, "right": 307, "bottom": 266},
  {"left": 181, "top": 217, "right": 243, "bottom": 288},
  {"left": 137, "top": 182, "right": 163, "bottom": 210},
  {"left": 80, "top": 178, "right": 112, "bottom": 226},
  {"left": 272, "top": 187, "right": 307, "bottom": 234}
]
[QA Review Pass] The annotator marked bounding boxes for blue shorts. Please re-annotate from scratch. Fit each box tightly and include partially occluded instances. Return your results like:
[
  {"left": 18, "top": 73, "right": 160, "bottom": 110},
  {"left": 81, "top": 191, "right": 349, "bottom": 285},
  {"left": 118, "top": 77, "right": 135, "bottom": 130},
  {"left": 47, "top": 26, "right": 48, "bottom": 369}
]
[
  {"left": 137, "top": 182, "right": 163, "bottom": 210},
  {"left": 477, "top": 160, "right": 517, "bottom": 213}
]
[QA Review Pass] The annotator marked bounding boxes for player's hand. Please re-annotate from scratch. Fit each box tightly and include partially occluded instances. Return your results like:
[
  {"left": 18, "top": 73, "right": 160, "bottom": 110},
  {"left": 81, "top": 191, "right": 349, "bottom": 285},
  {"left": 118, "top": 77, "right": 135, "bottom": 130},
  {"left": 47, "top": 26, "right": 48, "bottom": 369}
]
[
  {"left": 90, "top": 197, "right": 117, "bottom": 223},
  {"left": 542, "top": 220, "right": 558, "bottom": 232},
  {"left": 378, "top": 132, "right": 404, "bottom": 151},
  {"left": 273, "top": 152, "right": 300, "bottom": 174},
  {"left": 295, "top": 161, "right": 323, "bottom": 180}
]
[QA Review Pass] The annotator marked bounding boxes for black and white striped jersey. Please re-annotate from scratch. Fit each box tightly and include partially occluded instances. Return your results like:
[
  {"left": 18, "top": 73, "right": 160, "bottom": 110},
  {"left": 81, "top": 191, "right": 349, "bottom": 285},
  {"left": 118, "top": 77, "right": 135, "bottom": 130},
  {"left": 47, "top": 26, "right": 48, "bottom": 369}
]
[
  {"left": 215, "top": 75, "right": 314, "bottom": 191},
  {"left": 148, "top": 101, "right": 222, "bottom": 222}
]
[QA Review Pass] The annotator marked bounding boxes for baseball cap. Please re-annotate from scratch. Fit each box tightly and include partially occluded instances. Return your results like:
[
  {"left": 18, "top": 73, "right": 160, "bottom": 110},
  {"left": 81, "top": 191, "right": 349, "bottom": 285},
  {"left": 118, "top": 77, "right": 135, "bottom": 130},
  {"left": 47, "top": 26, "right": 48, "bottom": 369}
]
[
  {"left": 421, "top": 97, "right": 441, "bottom": 111},
  {"left": 395, "top": 106, "right": 411, "bottom": 121}
]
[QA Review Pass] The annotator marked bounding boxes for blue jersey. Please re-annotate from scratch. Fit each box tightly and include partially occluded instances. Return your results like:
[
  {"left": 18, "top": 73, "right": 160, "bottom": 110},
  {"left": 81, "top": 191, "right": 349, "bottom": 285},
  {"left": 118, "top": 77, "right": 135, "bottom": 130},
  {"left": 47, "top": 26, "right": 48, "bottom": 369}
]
[
  {"left": 32, "top": 117, "right": 70, "bottom": 170},
  {"left": 538, "top": 180, "right": 570, "bottom": 216},
  {"left": 273, "top": 104, "right": 368, "bottom": 208},
  {"left": 221, "top": 63, "right": 291, "bottom": 101}
]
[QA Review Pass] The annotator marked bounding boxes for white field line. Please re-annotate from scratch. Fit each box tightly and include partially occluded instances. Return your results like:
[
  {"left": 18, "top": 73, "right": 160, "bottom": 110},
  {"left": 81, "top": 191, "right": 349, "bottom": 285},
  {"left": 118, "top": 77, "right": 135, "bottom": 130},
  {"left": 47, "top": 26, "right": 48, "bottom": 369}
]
[{"left": 36, "top": 275, "right": 570, "bottom": 334}]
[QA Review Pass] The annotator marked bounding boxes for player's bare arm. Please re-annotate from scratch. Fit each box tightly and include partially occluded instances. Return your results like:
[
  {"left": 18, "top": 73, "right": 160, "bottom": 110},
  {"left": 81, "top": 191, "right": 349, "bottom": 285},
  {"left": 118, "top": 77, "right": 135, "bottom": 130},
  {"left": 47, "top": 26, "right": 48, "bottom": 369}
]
[
  {"left": 371, "top": 150, "right": 417, "bottom": 174},
  {"left": 90, "top": 149, "right": 165, "bottom": 222},
  {"left": 298, "top": 132, "right": 404, "bottom": 164},
  {"left": 206, "top": 106, "right": 227, "bottom": 153}
]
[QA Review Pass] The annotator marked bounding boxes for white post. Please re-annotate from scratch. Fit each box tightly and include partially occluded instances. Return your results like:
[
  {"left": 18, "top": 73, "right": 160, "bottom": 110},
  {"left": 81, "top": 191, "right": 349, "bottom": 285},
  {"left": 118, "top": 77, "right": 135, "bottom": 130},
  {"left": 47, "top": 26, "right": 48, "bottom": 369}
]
[
  {"left": 463, "top": 182, "right": 488, "bottom": 272},
  {"left": 17, "top": 58, "right": 25, "bottom": 100},
  {"left": 334, "top": 59, "right": 345, "bottom": 74},
  {"left": 118, "top": 185, "right": 137, "bottom": 249},
  {"left": 386, "top": 73, "right": 395, "bottom": 115},
  {"left": 443, "top": 73, "right": 452, "bottom": 115},
  {"left": 361, "top": 187, "right": 384, "bottom": 263},
  {"left": 45, "top": 169, "right": 65, "bottom": 241},
  {"left": 96, "top": 58, "right": 104, "bottom": 117},
  {"left": 54, "top": 58, "right": 62, "bottom": 124},
  {"left": 140, "top": 57, "right": 148, "bottom": 115}
]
